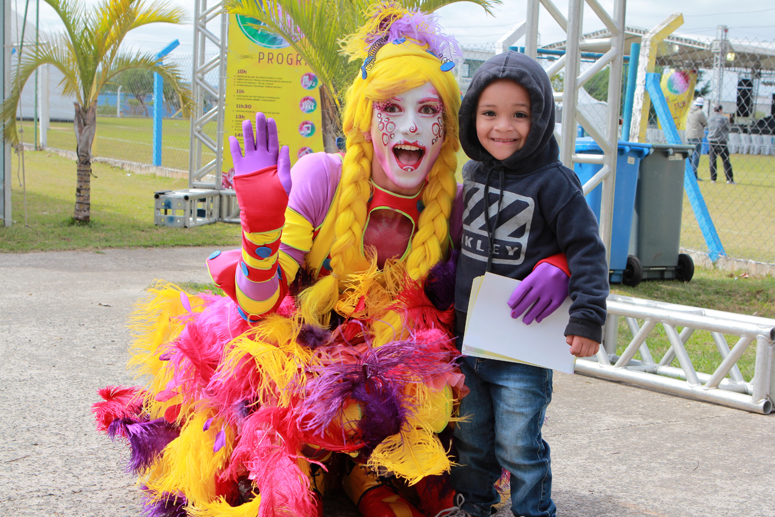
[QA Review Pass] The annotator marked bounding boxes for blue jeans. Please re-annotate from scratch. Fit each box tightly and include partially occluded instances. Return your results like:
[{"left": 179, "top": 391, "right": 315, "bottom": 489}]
[
  {"left": 451, "top": 355, "right": 556, "bottom": 517},
  {"left": 687, "top": 138, "right": 702, "bottom": 177}
]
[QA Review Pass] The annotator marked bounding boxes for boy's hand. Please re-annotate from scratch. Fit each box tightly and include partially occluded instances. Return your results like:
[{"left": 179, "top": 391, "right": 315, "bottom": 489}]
[{"left": 566, "top": 335, "right": 599, "bottom": 357}]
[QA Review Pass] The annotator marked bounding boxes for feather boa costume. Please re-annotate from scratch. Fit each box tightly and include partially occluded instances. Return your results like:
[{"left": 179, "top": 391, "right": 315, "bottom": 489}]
[{"left": 94, "top": 5, "right": 469, "bottom": 517}]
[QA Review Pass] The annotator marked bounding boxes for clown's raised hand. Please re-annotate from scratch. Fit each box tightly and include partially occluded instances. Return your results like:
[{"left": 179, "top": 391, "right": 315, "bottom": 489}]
[{"left": 229, "top": 112, "right": 291, "bottom": 195}]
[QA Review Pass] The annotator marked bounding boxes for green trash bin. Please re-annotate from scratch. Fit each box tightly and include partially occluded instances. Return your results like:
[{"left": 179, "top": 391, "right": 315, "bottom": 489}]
[{"left": 629, "top": 143, "right": 696, "bottom": 282}]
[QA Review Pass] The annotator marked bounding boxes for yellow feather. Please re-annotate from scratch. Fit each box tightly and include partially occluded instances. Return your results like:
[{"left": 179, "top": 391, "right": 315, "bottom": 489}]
[
  {"left": 125, "top": 282, "right": 211, "bottom": 420},
  {"left": 340, "top": 5, "right": 416, "bottom": 61},
  {"left": 297, "top": 274, "right": 338, "bottom": 327},
  {"left": 186, "top": 494, "right": 262, "bottom": 517},
  {"left": 367, "top": 426, "right": 451, "bottom": 485},
  {"left": 218, "top": 315, "right": 314, "bottom": 406},
  {"left": 144, "top": 410, "right": 234, "bottom": 506},
  {"left": 405, "top": 382, "right": 455, "bottom": 434}
]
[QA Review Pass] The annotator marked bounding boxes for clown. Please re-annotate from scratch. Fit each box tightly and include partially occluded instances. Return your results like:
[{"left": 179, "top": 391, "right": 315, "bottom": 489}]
[{"left": 94, "top": 6, "right": 568, "bottom": 517}]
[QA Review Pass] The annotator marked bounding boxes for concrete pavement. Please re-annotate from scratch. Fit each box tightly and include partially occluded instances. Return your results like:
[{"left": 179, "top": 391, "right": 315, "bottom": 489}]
[{"left": 1, "top": 248, "right": 773, "bottom": 517}]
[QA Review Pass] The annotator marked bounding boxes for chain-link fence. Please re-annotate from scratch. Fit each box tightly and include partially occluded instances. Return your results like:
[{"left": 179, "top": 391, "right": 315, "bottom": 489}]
[
  {"left": 42, "top": 54, "right": 218, "bottom": 172},
  {"left": 457, "top": 36, "right": 775, "bottom": 268},
  {"left": 647, "top": 36, "right": 775, "bottom": 267}
]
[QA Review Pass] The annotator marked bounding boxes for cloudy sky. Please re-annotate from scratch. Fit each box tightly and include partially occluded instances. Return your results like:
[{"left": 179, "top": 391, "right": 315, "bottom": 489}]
[{"left": 27, "top": 0, "right": 775, "bottom": 56}]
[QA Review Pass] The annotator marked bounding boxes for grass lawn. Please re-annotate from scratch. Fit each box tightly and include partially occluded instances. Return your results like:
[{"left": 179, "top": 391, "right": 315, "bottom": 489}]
[
  {"left": 682, "top": 153, "right": 775, "bottom": 263},
  {"left": 2, "top": 149, "right": 240, "bottom": 251},
  {"left": 37, "top": 118, "right": 775, "bottom": 264},
  {"left": 44, "top": 116, "right": 218, "bottom": 172},
  {"left": 610, "top": 269, "right": 775, "bottom": 382}
]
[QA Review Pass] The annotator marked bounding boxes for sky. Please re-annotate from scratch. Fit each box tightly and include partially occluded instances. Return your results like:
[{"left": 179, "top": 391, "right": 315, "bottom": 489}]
[{"left": 21, "top": 0, "right": 775, "bottom": 57}]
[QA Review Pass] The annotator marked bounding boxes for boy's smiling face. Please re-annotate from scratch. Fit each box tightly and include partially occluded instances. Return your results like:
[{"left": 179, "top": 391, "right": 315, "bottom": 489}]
[{"left": 475, "top": 79, "right": 532, "bottom": 160}]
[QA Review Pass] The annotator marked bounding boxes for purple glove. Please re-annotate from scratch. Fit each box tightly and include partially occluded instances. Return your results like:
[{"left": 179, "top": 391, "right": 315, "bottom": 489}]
[
  {"left": 507, "top": 262, "right": 570, "bottom": 324},
  {"left": 229, "top": 112, "right": 292, "bottom": 195}
]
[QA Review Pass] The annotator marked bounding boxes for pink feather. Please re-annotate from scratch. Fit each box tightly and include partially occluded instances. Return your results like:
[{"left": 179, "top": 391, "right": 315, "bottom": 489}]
[
  {"left": 224, "top": 406, "right": 320, "bottom": 517},
  {"left": 163, "top": 297, "right": 253, "bottom": 410},
  {"left": 93, "top": 385, "right": 145, "bottom": 433}
]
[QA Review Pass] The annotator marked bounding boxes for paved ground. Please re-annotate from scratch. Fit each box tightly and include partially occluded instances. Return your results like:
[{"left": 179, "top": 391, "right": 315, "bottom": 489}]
[{"left": 1, "top": 248, "right": 774, "bottom": 517}]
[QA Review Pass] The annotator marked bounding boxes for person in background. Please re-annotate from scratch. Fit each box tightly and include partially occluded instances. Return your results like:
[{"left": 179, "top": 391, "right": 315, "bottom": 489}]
[
  {"left": 686, "top": 96, "right": 707, "bottom": 180},
  {"left": 707, "top": 105, "right": 736, "bottom": 184}
]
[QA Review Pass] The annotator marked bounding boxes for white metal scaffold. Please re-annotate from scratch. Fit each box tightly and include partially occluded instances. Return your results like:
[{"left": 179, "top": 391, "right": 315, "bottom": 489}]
[{"left": 188, "top": 0, "right": 228, "bottom": 190}]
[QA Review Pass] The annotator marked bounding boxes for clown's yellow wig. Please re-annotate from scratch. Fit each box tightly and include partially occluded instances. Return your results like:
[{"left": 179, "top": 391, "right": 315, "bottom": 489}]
[{"left": 299, "top": 7, "right": 461, "bottom": 328}]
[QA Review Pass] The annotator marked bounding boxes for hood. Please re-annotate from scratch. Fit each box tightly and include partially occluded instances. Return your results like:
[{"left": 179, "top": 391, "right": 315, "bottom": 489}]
[{"left": 458, "top": 51, "right": 559, "bottom": 174}]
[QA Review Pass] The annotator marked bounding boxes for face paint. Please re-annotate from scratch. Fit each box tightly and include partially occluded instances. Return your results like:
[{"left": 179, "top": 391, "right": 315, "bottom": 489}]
[{"left": 370, "top": 82, "right": 445, "bottom": 192}]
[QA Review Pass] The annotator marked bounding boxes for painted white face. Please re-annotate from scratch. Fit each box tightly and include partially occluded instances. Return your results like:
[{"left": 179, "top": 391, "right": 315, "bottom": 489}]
[{"left": 370, "top": 82, "right": 445, "bottom": 191}]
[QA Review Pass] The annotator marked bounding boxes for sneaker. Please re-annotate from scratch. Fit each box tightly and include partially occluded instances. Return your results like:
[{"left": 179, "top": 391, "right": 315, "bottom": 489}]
[
  {"left": 727, "top": 180, "right": 737, "bottom": 185},
  {"left": 434, "top": 494, "right": 472, "bottom": 517},
  {"left": 710, "top": 180, "right": 716, "bottom": 184},
  {"left": 696, "top": 177, "right": 704, "bottom": 181}
]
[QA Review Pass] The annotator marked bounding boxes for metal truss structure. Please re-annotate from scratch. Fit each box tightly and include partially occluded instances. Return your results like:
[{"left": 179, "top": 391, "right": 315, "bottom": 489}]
[
  {"left": 581, "top": 296, "right": 775, "bottom": 414},
  {"left": 523, "top": 0, "right": 774, "bottom": 413},
  {"left": 523, "top": 0, "right": 626, "bottom": 260},
  {"left": 188, "top": 0, "right": 228, "bottom": 189}
]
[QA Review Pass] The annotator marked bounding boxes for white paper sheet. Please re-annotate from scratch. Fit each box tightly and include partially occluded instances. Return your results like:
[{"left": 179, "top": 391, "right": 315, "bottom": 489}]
[{"left": 462, "top": 272, "right": 576, "bottom": 374}]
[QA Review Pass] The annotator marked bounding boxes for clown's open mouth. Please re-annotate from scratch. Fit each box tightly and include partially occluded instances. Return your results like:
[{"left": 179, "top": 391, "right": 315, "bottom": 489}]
[{"left": 393, "top": 142, "right": 426, "bottom": 171}]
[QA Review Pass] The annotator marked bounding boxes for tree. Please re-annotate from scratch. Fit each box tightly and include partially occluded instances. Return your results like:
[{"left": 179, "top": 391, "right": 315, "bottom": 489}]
[
  {"left": 1, "top": 0, "right": 193, "bottom": 223},
  {"left": 114, "top": 68, "right": 155, "bottom": 116},
  {"left": 225, "top": 0, "right": 500, "bottom": 150}
]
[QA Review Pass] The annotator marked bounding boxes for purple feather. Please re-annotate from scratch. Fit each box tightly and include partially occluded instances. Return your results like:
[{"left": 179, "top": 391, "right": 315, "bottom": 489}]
[
  {"left": 213, "top": 428, "right": 226, "bottom": 452},
  {"left": 108, "top": 417, "right": 179, "bottom": 474},
  {"left": 367, "top": 10, "right": 462, "bottom": 62},
  {"left": 353, "top": 368, "right": 405, "bottom": 448},
  {"left": 141, "top": 490, "right": 187, "bottom": 517},
  {"left": 297, "top": 324, "right": 331, "bottom": 349},
  {"left": 424, "top": 250, "right": 458, "bottom": 311},
  {"left": 235, "top": 397, "right": 260, "bottom": 420},
  {"left": 298, "top": 338, "right": 456, "bottom": 448}
]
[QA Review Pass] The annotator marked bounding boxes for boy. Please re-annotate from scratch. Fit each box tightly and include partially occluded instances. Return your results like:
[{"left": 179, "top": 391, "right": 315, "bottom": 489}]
[{"left": 443, "top": 51, "right": 609, "bottom": 517}]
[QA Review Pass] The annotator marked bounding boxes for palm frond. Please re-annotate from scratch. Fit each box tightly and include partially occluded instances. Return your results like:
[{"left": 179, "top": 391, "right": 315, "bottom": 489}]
[
  {"left": 410, "top": 0, "right": 500, "bottom": 16},
  {"left": 132, "top": 0, "right": 188, "bottom": 27},
  {"left": 1, "top": 40, "right": 81, "bottom": 142},
  {"left": 102, "top": 50, "right": 194, "bottom": 118}
]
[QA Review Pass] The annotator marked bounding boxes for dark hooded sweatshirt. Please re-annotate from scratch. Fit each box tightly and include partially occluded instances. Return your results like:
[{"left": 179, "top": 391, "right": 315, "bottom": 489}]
[{"left": 454, "top": 51, "right": 609, "bottom": 343}]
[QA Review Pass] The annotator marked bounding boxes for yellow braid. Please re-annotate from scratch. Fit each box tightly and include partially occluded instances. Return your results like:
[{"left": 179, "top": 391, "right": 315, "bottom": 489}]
[{"left": 406, "top": 142, "right": 458, "bottom": 279}]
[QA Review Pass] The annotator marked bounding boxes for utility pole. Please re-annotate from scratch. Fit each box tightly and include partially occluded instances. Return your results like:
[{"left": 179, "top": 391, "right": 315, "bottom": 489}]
[
  {"left": 1, "top": 0, "right": 10, "bottom": 226},
  {"left": 152, "top": 39, "right": 179, "bottom": 167}
]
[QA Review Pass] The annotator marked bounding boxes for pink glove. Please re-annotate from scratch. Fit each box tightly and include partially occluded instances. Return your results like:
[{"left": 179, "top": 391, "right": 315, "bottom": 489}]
[
  {"left": 229, "top": 112, "right": 292, "bottom": 195},
  {"left": 508, "top": 262, "right": 569, "bottom": 324}
]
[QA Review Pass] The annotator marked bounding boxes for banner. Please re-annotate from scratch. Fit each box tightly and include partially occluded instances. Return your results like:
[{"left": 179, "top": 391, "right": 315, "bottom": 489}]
[
  {"left": 222, "top": 14, "right": 324, "bottom": 185},
  {"left": 659, "top": 69, "right": 698, "bottom": 131}
]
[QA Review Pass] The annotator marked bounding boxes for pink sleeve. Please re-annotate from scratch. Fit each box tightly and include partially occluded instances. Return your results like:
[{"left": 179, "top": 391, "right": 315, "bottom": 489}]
[
  {"left": 279, "top": 153, "right": 342, "bottom": 265},
  {"left": 287, "top": 153, "right": 342, "bottom": 227}
]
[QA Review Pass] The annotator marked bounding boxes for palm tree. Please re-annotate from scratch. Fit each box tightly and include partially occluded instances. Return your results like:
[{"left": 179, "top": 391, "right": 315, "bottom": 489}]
[
  {"left": 225, "top": 0, "right": 500, "bottom": 149},
  {"left": 2, "top": 0, "right": 193, "bottom": 223}
]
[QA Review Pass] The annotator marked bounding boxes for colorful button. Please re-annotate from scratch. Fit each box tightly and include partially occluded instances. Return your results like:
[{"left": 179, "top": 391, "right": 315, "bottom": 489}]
[{"left": 255, "top": 246, "right": 272, "bottom": 259}]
